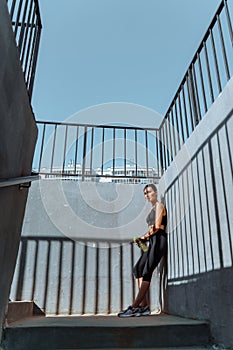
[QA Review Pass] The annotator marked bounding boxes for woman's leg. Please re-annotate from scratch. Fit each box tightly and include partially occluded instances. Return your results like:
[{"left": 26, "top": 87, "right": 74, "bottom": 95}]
[
  {"left": 136, "top": 277, "right": 149, "bottom": 307},
  {"left": 132, "top": 280, "right": 150, "bottom": 308},
  {"left": 136, "top": 277, "right": 142, "bottom": 290},
  {"left": 133, "top": 234, "right": 167, "bottom": 309}
]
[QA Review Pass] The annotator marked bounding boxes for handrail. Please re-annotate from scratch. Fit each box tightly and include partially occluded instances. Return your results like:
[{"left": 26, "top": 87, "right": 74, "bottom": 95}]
[
  {"left": 158, "top": 0, "right": 233, "bottom": 173},
  {"left": 36, "top": 120, "right": 159, "bottom": 131},
  {"left": 0, "top": 174, "right": 40, "bottom": 189},
  {"left": 7, "top": 0, "right": 42, "bottom": 99},
  {"left": 160, "top": 0, "right": 226, "bottom": 126}
]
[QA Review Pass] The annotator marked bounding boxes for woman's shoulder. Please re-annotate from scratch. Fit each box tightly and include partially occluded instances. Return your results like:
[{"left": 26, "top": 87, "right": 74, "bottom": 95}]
[
  {"left": 154, "top": 201, "right": 165, "bottom": 210},
  {"left": 154, "top": 202, "right": 167, "bottom": 216}
]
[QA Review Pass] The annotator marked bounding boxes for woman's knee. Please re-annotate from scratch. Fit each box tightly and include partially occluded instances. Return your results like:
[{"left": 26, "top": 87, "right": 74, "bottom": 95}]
[{"left": 142, "top": 273, "right": 152, "bottom": 282}]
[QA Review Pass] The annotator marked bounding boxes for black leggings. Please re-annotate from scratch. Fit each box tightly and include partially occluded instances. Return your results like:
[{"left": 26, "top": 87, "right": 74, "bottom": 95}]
[{"left": 133, "top": 230, "right": 167, "bottom": 282}]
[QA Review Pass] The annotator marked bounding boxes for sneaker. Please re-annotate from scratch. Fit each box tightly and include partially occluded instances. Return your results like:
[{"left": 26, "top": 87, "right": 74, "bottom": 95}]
[
  {"left": 117, "top": 305, "right": 140, "bottom": 317},
  {"left": 139, "top": 305, "right": 151, "bottom": 316},
  {"left": 135, "top": 305, "right": 151, "bottom": 316},
  {"left": 154, "top": 307, "right": 161, "bottom": 315}
]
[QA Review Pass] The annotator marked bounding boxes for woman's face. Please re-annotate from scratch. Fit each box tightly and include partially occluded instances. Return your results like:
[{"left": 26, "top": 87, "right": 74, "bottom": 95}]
[{"left": 144, "top": 186, "right": 157, "bottom": 204}]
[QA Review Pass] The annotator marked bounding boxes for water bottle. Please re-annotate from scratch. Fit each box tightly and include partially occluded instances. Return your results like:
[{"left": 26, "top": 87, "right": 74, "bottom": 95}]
[{"left": 133, "top": 237, "right": 148, "bottom": 252}]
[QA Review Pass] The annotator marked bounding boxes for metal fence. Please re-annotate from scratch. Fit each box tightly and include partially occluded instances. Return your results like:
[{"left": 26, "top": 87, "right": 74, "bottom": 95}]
[
  {"left": 32, "top": 1, "right": 233, "bottom": 182},
  {"left": 165, "top": 94, "right": 233, "bottom": 281},
  {"left": 159, "top": 0, "right": 233, "bottom": 172},
  {"left": 7, "top": 0, "right": 42, "bottom": 98},
  {"left": 33, "top": 121, "right": 161, "bottom": 184}
]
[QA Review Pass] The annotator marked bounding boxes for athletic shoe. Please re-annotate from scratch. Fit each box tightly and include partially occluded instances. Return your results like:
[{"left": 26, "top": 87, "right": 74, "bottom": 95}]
[
  {"left": 136, "top": 305, "right": 151, "bottom": 316},
  {"left": 154, "top": 307, "right": 161, "bottom": 315},
  {"left": 117, "top": 305, "right": 140, "bottom": 317}
]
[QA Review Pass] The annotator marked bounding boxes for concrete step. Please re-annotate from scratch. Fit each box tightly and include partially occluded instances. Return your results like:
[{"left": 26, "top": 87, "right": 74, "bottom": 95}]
[
  {"left": 6, "top": 301, "right": 45, "bottom": 324},
  {"left": 2, "top": 313, "right": 211, "bottom": 350}
]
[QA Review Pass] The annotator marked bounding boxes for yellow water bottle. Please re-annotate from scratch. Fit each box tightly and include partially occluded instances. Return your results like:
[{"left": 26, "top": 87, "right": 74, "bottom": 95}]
[{"left": 133, "top": 237, "right": 148, "bottom": 252}]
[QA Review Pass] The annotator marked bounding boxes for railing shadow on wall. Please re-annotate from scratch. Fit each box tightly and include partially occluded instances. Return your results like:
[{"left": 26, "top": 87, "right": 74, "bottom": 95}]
[
  {"left": 7, "top": 0, "right": 42, "bottom": 99},
  {"left": 10, "top": 236, "right": 166, "bottom": 315},
  {"left": 165, "top": 107, "right": 233, "bottom": 284}
]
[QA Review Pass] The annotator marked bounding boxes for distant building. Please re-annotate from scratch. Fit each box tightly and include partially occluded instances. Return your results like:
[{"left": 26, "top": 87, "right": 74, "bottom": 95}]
[
  {"left": 39, "top": 162, "right": 158, "bottom": 184},
  {"left": 39, "top": 163, "right": 97, "bottom": 182},
  {"left": 96, "top": 164, "right": 158, "bottom": 184}
]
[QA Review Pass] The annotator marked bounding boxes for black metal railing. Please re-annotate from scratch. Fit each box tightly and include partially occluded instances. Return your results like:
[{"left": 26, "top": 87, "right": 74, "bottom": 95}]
[
  {"left": 32, "top": 2, "right": 233, "bottom": 183},
  {"left": 33, "top": 121, "right": 161, "bottom": 184},
  {"left": 7, "top": 0, "right": 42, "bottom": 99},
  {"left": 165, "top": 106, "right": 233, "bottom": 281},
  {"left": 159, "top": 0, "right": 233, "bottom": 172}
]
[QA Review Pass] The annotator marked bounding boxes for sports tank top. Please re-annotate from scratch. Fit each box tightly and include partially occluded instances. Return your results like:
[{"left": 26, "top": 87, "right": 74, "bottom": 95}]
[{"left": 146, "top": 203, "right": 167, "bottom": 230}]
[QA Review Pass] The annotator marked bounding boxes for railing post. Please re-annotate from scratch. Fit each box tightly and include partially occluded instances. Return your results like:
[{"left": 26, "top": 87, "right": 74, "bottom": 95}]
[
  {"left": 187, "top": 68, "right": 199, "bottom": 127},
  {"left": 159, "top": 127, "right": 165, "bottom": 175},
  {"left": 82, "top": 126, "right": 88, "bottom": 182},
  {"left": 28, "top": 22, "right": 42, "bottom": 98},
  {"left": 224, "top": 0, "right": 233, "bottom": 46},
  {"left": 7, "top": 0, "right": 42, "bottom": 100}
]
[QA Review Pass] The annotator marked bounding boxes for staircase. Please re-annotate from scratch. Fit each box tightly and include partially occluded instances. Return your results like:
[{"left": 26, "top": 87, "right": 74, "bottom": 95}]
[{"left": 2, "top": 313, "right": 212, "bottom": 350}]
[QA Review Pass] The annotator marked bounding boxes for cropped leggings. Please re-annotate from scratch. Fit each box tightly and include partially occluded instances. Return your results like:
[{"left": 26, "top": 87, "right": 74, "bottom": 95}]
[{"left": 133, "top": 230, "right": 167, "bottom": 282}]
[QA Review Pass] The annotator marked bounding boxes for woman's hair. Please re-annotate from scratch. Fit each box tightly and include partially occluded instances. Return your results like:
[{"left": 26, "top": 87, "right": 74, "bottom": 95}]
[{"left": 143, "top": 183, "right": 157, "bottom": 192}]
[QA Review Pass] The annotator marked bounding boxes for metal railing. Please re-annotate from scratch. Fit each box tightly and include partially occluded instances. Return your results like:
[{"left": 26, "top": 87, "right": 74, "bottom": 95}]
[
  {"left": 165, "top": 103, "right": 233, "bottom": 281},
  {"left": 0, "top": 174, "right": 39, "bottom": 189},
  {"left": 33, "top": 121, "right": 161, "bottom": 184},
  {"left": 159, "top": 0, "right": 233, "bottom": 172},
  {"left": 7, "top": 0, "right": 42, "bottom": 99},
  {"left": 32, "top": 2, "right": 233, "bottom": 183}
]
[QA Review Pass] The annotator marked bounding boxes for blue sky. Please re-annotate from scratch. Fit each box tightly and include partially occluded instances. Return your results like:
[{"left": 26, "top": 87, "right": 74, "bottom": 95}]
[{"left": 33, "top": 0, "right": 221, "bottom": 126}]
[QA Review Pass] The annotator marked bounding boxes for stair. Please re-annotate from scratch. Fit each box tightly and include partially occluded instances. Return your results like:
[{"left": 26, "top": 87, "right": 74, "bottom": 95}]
[
  {"left": 6, "top": 301, "right": 45, "bottom": 324},
  {"left": 2, "top": 313, "right": 211, "bottom": 350}
]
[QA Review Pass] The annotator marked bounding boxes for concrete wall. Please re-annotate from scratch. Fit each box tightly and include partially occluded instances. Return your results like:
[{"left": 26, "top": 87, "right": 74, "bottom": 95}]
[
  {"left": 10, "top": 181, "right": 165, "bottom": 315},
  {"left": 158, "top": 77, "right": 233, "bottom": 347},
  {"left": 0, "top": 0, "right": 38, "bottom": 340}
]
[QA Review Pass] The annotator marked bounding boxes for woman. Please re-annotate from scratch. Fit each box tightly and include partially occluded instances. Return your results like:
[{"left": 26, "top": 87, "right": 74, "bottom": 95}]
[{"left": 118, "top": 183, "right": 167, "bottom": 317}]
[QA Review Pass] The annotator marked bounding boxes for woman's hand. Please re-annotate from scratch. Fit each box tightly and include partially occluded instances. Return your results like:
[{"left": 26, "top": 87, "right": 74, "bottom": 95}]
[
  {"left": 139, "top": 235, "right": 149, "bottom": 242},
  {"left": 134, "top": 236, "right": 147, "bottom": 246},
  {"left": 141, "top": 225, "right": 158, "bottom": 240},
  {"left": 149, "top": 225, "right": 155, "bottom": 235}
]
